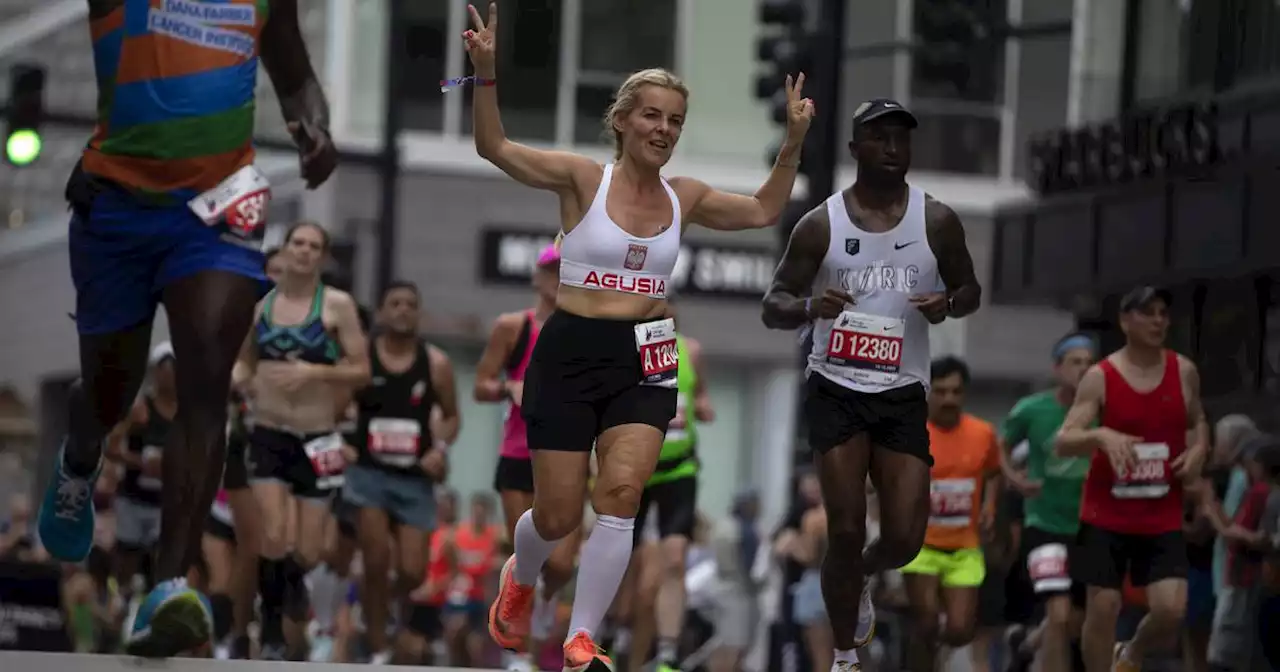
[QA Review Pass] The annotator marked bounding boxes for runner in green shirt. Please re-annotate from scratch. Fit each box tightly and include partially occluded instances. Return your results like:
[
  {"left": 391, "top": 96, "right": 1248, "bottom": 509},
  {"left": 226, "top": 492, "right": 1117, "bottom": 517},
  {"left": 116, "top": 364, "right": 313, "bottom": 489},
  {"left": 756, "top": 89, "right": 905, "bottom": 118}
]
[
  {"left": 999, "top": 333, "right": 1096, "bottom": 672},
  {"left": 621, "top": 301, "right": 714, "bottom": 672}
]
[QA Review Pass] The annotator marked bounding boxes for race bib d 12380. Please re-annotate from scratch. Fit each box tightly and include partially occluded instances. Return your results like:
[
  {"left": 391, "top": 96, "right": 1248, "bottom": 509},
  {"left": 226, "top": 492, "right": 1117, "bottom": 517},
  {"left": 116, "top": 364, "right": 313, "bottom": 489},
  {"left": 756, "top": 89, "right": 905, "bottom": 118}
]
[{"left": 825, "top": 311, "right": 905, "bottom": 386}]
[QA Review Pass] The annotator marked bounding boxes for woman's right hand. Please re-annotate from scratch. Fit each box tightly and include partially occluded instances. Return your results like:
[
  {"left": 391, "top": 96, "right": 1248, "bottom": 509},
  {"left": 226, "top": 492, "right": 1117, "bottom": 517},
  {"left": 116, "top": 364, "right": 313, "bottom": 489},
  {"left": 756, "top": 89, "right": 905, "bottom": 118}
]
[{"left": 464, "top": 2, "right": 498, "bottom": 77}]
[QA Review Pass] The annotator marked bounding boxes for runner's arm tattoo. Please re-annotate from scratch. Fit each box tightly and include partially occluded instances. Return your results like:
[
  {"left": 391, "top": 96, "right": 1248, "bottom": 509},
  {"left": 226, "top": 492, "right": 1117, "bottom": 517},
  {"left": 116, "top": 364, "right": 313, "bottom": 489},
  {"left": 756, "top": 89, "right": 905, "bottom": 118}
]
[
  {"left": 261, "top": 0, "right": 330, "bottom": 135},
  {"left": 428, "top": 346, "right": 461, "bottom": 446},
  {"left": 1054, "top": 365, "right": 1106, "bottom": 457},
  {"left": 762, "top": 206, "right": 830, "bottom": 330},
  {"left": 1182, "top": 357, "right": 1209, "bottom": 450},
  {"left": 925, "top": 197, "right": 982, "bottom": 317}
]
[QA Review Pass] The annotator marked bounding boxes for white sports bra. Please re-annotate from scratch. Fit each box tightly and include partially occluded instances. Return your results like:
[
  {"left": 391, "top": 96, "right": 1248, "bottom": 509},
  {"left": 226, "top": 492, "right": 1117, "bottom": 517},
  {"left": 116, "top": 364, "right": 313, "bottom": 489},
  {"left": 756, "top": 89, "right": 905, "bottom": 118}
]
[{"left": 559, "top": 163, "right": 682, "bottom": 299}]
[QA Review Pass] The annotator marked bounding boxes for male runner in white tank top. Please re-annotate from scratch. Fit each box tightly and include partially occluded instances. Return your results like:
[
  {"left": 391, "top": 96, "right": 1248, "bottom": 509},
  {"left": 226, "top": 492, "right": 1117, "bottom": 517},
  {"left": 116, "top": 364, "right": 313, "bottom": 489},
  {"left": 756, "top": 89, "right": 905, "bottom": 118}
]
[{"left": 763, "top": 99, "right": 982, "bottom": 672}]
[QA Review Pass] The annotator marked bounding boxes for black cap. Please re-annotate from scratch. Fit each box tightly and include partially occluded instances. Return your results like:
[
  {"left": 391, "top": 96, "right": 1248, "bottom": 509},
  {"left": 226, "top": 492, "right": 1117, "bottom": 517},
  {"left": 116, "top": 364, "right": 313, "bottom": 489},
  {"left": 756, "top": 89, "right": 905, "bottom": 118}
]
[
  {"left": 852, "top": 98, "right": 919, "bottom": 131},
  {"left": 1119, "top": 286, "right": 1173, "bottom": 313}
]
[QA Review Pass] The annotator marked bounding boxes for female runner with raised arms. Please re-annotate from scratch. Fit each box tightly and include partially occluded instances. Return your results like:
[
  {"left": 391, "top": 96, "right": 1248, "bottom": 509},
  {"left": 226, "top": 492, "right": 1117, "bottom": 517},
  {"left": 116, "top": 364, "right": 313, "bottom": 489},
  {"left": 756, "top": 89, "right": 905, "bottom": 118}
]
[{"left": 460, "top": 3, "right": 814, "bottom": 671}]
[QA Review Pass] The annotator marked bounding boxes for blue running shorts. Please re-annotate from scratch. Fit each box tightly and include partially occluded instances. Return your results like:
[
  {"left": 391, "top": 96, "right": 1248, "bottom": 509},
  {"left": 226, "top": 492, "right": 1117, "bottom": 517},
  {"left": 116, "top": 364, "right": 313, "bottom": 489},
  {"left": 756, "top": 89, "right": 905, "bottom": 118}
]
[{"left": 68, "top": 186, "right": 268, "bottom": 335}]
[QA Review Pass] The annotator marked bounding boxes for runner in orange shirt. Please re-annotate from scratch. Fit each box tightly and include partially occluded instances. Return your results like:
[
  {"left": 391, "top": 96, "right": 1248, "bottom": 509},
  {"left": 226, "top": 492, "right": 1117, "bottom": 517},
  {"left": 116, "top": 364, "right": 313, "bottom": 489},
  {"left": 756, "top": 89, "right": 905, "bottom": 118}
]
[{"left": 901, "top": 357, "right": 1002, "bottom": 672}]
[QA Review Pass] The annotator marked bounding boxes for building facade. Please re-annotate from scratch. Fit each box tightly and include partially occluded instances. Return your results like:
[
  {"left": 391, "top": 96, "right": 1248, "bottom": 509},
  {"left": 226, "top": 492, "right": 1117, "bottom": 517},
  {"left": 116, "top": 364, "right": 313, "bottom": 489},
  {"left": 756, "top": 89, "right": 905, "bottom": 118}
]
[
  {"left": 0, "top": 0, "right": 1089, "bottom": 521},
  {"left": 992, "top": 0, "right": 1280, "bottom": 425}
]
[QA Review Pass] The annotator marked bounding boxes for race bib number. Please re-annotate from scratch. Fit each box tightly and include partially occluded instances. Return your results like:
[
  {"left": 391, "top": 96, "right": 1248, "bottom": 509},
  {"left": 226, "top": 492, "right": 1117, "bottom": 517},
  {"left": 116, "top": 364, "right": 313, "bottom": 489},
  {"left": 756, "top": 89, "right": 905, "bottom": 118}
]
[
  {"left": 1112, "top": 442, "right": 1170, "bottom": 499},
  {"left": 187, "top": 165, "right": 271, "bottom": 251},
  {"left": 368, "top": 417, "right": 421, "bottom": 469},
  {"left": 825, "top": 311, "right": 905, "bottom": 386},
  {"left": 304, "top": 433, "right": 346, "bottom": 490},
  {"left": 929, "top": 478, "right": 976, "bottom": 527},
  {"left": 1027, "top": 543, "right": 1071, "bottom": 593},
  {"left": 634, "top": 318, "right": 678, "bottom": 388},
  {"left": 210, "top": 490, "right": 233, "bottom": 525}
]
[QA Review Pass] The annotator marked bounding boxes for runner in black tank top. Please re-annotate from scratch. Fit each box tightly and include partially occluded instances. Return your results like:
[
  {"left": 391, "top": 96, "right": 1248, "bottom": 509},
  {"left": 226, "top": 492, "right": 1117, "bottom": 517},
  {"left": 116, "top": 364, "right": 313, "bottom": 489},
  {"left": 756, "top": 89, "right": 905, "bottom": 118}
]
[
  {"left": 341, "top": 280, "right": 460, "bottom": 663},
  {"left": 105, "top": 343, "right": 177, "bottom": 601}
]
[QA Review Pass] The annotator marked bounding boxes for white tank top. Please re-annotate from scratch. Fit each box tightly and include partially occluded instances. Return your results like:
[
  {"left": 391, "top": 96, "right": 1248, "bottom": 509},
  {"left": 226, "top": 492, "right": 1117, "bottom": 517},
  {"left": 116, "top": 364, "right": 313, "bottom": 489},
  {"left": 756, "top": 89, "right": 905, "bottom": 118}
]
[
  {"left": 807, "top": 187, "right": 940, "bottom": 393},
  {"left": 559, "top": 163, "right": 682, "bottom": 299}
]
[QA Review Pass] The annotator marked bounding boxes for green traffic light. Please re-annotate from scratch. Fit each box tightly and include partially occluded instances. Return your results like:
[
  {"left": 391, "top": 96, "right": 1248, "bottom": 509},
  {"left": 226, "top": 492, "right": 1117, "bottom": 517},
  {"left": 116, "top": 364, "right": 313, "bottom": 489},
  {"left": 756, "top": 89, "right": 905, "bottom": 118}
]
[{"left": 6, "top": 129, "right": 42, "bottom": 166}]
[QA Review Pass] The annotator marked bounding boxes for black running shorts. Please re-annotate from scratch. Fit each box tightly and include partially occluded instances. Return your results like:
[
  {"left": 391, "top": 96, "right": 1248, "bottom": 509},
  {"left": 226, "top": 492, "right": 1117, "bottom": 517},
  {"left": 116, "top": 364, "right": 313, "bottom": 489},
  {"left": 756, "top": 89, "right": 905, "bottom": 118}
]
[
  {"left": 1073, "top": 522, "right": 1188, "bottom": 590},
  {"left": 205, "top": 515, "right": 236, "bottom": 544},
  {"left": 634, "top": 476, "right": 698, "bottom": 547},
  {"left": 248, "top": 426, "right": 343, "bottom": 500},
  {"left": 522, "top": 310, "right": 678, "bottom": 453},
  {"left": 223, "top": 432, "right": 250, "bottom": 491},
  {"left": 802, "top": 373, "right": 931, "bottom": 465},
  {"left": 493, "top": 456, "right": 535, "bottom": 493}
]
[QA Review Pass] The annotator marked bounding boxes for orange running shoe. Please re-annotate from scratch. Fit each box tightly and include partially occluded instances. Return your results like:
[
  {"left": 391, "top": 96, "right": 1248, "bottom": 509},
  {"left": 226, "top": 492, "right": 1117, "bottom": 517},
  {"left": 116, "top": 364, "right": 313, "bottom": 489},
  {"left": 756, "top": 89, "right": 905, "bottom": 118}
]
[
  {"left": 563, "top": 630, "right": 614, "bottom": 671},
  {"left": 488, "top": 555, "right": 536, "bottom": 650}
]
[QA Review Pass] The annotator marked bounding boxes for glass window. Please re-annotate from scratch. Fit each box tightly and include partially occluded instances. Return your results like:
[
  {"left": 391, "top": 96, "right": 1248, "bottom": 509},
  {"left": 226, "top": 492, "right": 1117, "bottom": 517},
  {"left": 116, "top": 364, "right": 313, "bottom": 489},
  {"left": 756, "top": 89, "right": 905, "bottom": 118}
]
[
  {"left": 912, "top": 0, "right": 1006, "bottom": 104},
  {"left": 400, "top": 0, "right": 449, "bottom": 132},
  {"left": 573, "top": 0, "right": 677, "bottom": 147},
  {"left": 463, "top": 0, "right": 563, "bottom": 142},
  {"left": 1198, "top": 278, "right": 1260, "bottom": 398},
  {"left": 1261, "top": 278, "right": 1280, "bottom": 397},
  {"left": 910, "top": 109, "right": 1001, "bottom": 175}
]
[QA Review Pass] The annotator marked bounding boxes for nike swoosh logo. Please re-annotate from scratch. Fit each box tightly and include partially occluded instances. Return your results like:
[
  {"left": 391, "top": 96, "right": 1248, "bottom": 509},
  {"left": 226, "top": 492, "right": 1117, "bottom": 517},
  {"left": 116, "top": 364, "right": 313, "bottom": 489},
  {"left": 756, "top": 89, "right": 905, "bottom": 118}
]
[
  {"left": 894, "top": 241, "right": 917, "bottom": 250},
  {"left": 884, "top": 326, "right": 895, "bottom": 331}
]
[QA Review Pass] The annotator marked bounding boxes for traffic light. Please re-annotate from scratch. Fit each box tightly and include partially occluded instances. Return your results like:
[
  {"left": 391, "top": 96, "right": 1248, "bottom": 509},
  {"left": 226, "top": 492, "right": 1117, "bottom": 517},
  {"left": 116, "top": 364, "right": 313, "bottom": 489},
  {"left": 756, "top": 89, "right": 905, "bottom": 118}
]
[
  {"left": 754, "top": 0, "right": 810, "bottom": 134},
  {"left": 5, "top": 63, "right": 45, "bottom": 167},
  {"left": 914, "top": 0, "right": 998, "bottom": 100}
]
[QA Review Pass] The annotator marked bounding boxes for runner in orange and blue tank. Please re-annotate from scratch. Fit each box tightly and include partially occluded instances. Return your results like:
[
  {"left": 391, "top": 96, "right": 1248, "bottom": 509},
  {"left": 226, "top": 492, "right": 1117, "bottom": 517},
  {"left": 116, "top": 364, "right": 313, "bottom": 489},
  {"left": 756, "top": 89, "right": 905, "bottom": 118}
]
[{"left": 36, "top": 0, "right": 337, "bottom": 659}]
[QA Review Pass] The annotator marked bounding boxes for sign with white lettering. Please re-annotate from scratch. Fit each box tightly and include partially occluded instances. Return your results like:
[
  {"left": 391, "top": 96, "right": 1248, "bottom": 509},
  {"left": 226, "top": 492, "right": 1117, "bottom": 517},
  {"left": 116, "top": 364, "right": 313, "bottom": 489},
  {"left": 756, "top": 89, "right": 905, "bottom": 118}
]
[
  {"left": 0, "top": 559, "right": 71, "bottom": 651},
  {"left": 478, "top": 227, "right": 776, "bottom": 300}
]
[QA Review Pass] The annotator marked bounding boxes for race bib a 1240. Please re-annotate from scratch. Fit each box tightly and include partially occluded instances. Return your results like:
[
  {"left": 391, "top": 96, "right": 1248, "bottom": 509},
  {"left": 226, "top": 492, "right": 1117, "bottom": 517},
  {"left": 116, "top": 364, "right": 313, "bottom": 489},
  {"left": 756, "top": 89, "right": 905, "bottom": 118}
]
[
  {"left": 825, "top": 311, "right": 905, "bottom": 386},
  {"left": 634, "top": 318, "right": 678, "bottom": 388}
]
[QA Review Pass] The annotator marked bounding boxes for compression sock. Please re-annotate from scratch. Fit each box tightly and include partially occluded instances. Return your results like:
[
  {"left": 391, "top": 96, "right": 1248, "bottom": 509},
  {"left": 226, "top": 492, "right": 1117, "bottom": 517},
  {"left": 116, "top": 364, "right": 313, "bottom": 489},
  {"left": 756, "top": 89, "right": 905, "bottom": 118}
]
[
  {"left": 257, "top": 557, "right": 287, "bottom": 645},
  {"left": 210, "top": 593, "right": 233, "bottom": 641},
  {"left": 513, "top": 509, "right": 560, "bottom": 587},
  {"left": 565, "top": 515, "right": 635, "bottom": 641}
]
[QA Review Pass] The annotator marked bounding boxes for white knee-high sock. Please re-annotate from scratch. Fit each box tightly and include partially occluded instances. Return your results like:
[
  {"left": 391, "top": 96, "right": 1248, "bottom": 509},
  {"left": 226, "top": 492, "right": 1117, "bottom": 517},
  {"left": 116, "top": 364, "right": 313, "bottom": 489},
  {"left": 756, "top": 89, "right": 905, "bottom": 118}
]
[
  {"left": 513, "top": 509, "right": 560, "bottom": 587},
  {"left": 566, "top": 515, "right": 635, "bottom": 641}
]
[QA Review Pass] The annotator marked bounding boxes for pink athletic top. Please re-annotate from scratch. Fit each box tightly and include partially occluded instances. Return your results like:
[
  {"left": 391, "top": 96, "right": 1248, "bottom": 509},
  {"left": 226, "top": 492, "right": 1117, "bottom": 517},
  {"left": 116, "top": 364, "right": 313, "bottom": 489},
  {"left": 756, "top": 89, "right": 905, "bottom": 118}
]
[{"left": 499, "top": 311, "right": 539, "bottom": 459}]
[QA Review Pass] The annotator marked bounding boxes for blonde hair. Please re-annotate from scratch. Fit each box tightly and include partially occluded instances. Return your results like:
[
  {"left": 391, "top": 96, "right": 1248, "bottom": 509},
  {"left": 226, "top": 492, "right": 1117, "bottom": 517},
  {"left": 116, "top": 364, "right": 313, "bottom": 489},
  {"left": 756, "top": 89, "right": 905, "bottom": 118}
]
[{"left": 604, "top": 68, "right": 690, "bottom": 159}]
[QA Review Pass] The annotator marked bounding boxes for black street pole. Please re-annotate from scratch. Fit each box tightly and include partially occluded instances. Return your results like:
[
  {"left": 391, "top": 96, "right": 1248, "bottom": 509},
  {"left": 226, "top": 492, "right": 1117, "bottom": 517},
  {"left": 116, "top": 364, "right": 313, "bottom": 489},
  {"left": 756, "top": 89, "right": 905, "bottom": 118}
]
[
  {"left": 805, "top": 0, "right": 846, "bottom": 212},
  {"left": 375, "top": 0, "right": 406, "bottom": 299}
]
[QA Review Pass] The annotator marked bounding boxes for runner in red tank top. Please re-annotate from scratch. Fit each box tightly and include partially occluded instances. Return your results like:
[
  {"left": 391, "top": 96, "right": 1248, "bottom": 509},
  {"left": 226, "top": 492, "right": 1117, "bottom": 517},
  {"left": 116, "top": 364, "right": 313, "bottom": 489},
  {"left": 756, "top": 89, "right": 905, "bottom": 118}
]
[{"left": 1054, "top": 286, "right": 1209, "bottom": 672}]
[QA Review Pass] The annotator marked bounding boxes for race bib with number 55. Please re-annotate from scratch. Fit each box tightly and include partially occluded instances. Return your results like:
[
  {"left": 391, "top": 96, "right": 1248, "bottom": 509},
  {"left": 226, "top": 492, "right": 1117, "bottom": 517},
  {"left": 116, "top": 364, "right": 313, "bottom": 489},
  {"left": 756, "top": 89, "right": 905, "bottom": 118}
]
[
  {"left": 304, "top": 432, "right": 347, "bottom": 490},
  {"left": 187, "top": 165, "right": 272, "bottom": 251}
]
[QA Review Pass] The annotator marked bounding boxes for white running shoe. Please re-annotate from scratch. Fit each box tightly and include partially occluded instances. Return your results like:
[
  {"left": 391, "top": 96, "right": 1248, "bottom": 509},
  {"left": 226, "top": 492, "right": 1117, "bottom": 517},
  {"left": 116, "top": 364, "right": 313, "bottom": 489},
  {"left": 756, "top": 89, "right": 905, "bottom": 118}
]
[{"left": 852, "top": 574, "right": 876, "bottom": 647}]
